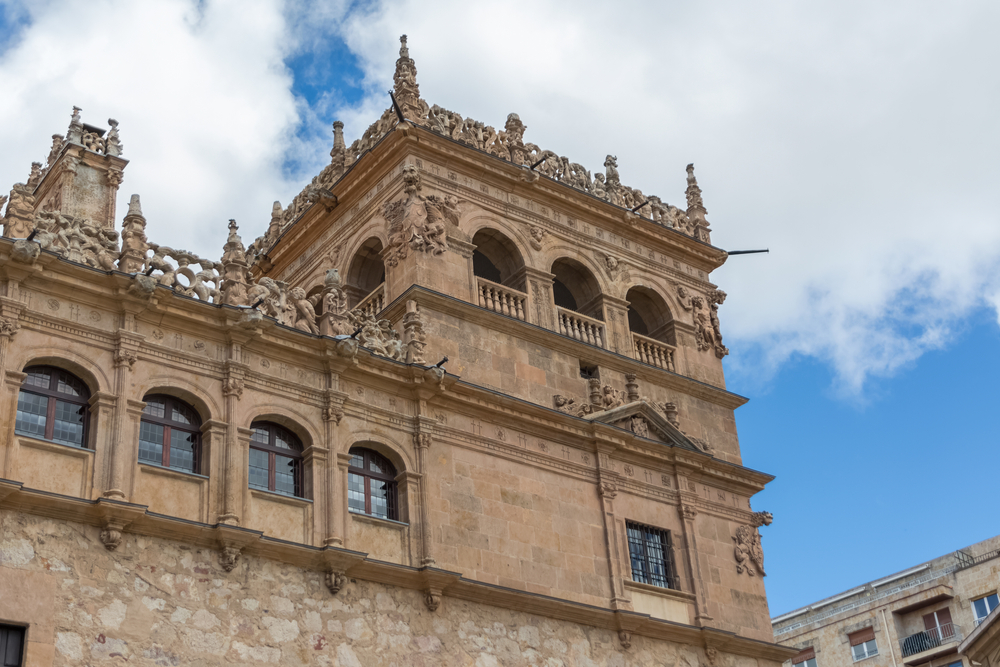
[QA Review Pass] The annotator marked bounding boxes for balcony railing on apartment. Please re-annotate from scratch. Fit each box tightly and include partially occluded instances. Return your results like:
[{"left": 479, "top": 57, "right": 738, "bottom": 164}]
[
  {"left": 557, "top": 307, "right": 605, "bottom": 348},
  {"left": 633, "top": 332, "right": 676, "bottom": 372},
  {"left": 899, "top": 623, "right": 961, "bottom": 658},
  {"left": 355, "top": 283, "right": 385, "bottom": 320},
  {"left": 477, "top": 277, "right": 527, "bottom": 322}
]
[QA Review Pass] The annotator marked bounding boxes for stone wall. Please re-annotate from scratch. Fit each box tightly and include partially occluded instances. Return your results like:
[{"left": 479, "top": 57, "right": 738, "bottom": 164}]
[{"left": 0, "top": 509, "right": 764, "bottom": 667}]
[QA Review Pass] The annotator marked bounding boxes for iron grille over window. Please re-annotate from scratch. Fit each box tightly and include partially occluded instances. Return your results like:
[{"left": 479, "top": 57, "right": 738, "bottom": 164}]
[
  {"left": 139, "top": 395, "right": 202, "bottom": 473},
  {"left": 0, "top": 624, "right": 24, "bottom": 667},
  {"left": 15, "top": 365, "right": 90, "bottom": 448},
  {"left": 248, "top": 421, "right": 303, "bottom": 498},
  {"left": 626, "top": 521, "right": 678, "bottom": 589},
  {"left": 347, "top": 447, "right": 398, "bottom": 521}
]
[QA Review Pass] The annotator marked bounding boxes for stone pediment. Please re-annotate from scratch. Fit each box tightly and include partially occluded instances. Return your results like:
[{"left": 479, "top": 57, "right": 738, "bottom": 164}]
[{"left": 585, "top": 400, "right": 710, "bottom": 455}]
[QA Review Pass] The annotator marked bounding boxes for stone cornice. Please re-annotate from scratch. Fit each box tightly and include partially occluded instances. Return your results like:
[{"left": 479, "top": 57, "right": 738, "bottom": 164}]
[{"left": 0, "top": 479, "right": 796, "bottom": 664}]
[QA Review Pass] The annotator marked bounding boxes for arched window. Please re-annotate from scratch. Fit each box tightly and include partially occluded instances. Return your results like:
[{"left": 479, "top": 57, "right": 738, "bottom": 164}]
[
  {"left": 15, "top": 365, "right": 90, "bottom": 447},
  {"left": 625, "top": 286, "right": 676, "bottom": 346},
  {"left": 345, "top": 237, "right": 386, "bottom": 310},
  {"left": 348, "top": 447, "right": 398, "bottom": 520},
  {"left": 140, "top": 394, "right": 202, "bottom": 473},
  {"left": 249, "top": 421, "right": 303, "bottom": 497},
  {"left": 472, "top": 229, "right": 526, "bottom": 290},
  {"left": 551, "top": 258, "right": 603, "bottom": 319}
]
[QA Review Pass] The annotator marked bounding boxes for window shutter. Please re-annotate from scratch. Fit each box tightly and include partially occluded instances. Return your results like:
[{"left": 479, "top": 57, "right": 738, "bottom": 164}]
[
  {"left": 937, "top": 608, "right": 953, "bottom": 626},
  {"left": 923, "top": 612, "right": 937, "bottom": 631},
  {"left": 849, "top": 627, "right": 876, "bottom": 646},
  {"left": 792, "top": 647, "right": 815, "bottom": 665}
]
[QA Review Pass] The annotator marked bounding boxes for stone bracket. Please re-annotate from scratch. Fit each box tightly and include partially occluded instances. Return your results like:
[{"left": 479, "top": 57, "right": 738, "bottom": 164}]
[
  {"left": 419, "top": 567, "right": 461, "bottom": 612},
  {"left": 214, "top": 523, "right": 262, "bottom": 572},
  {"left": 319, "top": 547, "right": 366, "bottom": 596},
  {"left": 0, "top": 478, "right": 23, "bottom": 506},
  {"left": 96, "top": 498, "right": 147, "bottom": 551}
]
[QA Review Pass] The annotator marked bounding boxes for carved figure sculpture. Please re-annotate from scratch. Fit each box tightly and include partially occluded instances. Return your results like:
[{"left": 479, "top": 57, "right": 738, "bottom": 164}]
[
  {"left": 676, "top": 285, "right": 695, "bottom": 311},
  {"left": 601, "top": 385, "right": 627, "bottom": 410},
  {"left": 383, "top": 164, "right": 459, "bottom": 266},
  {"left": 529, "top": 226, "right": 546, "bottom": 251},
  {"left": 3, "top": 183, "right": 36, "bottom": 238},
  {"left": 733, "top": 511, "right": 773, "bottom": 576},
  {"left": 630, "top": 416, "right": 649, "bottom": 438},
  {"left": 290, "top": 287, "right": 319, "bottom": 334}
]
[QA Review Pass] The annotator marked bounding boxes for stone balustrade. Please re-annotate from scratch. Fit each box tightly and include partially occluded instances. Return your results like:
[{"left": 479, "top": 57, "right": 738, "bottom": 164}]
[
  {"left": 633, "top": 332, "right": 676, "bottom": 372},
  {"left": 477, "top": 277, "right": 526, "bottom": 321},
  {"left": 557, "top": 307, "right": 605, "bottom": 348},
  {"left": 355, "top": 283, "right": 385, "bottom": 320}
]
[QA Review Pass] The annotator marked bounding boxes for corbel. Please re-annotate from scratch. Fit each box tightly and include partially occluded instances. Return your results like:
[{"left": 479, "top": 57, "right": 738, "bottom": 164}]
[
  {"left": 0, "top": 479, "right": 23, "bottom": 506},
  {"left": 320, "top": 548, "right": 365, "bottom": 596},
  {"left": 419, "top": 567, "right": 461, "bottom": 612},
  {"left": 214, "top": 523, "right": 261, "bottom": 573},
  {"left": 324, "top": 337, "right": 358, "bottom": 370},
  {"left": 613, "top": 612, "right": 646, "bottom": 650},
  {"left": 96, "top": 498, "right": 146, "bottom": 551}
]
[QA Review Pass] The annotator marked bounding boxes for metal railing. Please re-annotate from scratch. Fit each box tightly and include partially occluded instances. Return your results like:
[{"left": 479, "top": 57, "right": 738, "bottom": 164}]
[
  {"left": 900, "top": 624, "right": 961, "bottom": 658},
  {"left": 557, "top": 307, "right": 605, "bottom": 348},
  {"left": 476, "top": 277, "right": 527, "bottom": 321},
  {"left": 633, "top": 332, "right": 676, "bottom": 372},
  {"left": 354, "top": 283, "right": 385, "bottom": 320},
  {"left": 956, "top": 548, "right": 1000, "bottom": 571}
]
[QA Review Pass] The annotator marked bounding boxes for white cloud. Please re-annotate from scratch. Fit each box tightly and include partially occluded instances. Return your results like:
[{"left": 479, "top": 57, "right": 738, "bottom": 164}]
[
  {"left": 3, "top": 0, "right": 999, "bottom": 394},
  {"left": 0, "top": 0, "right": 304, "bottom": 258}
]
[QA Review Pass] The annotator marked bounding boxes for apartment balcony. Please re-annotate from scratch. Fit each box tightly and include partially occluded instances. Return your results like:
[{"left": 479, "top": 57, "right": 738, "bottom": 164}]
[{"left": 900, "top": 624, "right": 962, "bottom": 664}]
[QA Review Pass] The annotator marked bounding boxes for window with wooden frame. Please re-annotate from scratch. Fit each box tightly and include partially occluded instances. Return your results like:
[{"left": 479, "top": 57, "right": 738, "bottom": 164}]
[
  {"left": 849, "top": 628, "right": 878, "bottom": 661},
  {"left": 626, "top": 521, "right": 679, "bottom": 589},
  {"left": 0, "top": 624, "right": 24, "bottom": 667},
  {"left": 973, "top": 593, "right": 999, "bottom": 625},
  {"left": 139, "top": 395, "right": 202, "bottom": 473},
  {"left": 347, "top": 447, "right": 398, "bottom": 521},
  {"left": 792, "top": 647, "right": 817, "bottom": 667},
  {"left": 15, "top": 365, "right": 90, "bottom": 448},
  {"left": 923, "top": 607, "right": 955, "bottom": 641},
  {"left": 248, "top": 421, "right": 303, "bottom": 497}
]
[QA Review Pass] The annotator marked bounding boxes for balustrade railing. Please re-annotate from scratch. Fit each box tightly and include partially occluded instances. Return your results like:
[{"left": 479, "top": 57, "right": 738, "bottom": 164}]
[
  {"left": 900, "top": 624, "right": 961, "bottom": 658},
  {"left": 633, "top": 332, "right": 676, "bottom": 372},
  {"left": 477, "top": 278, "right": 527, "bottom": 321},
  {"left": 557, "top": 307, "right": 605, "bottom": 348},
  {"left": 355, "top": 283, "right": 385, "bottom": 319}
]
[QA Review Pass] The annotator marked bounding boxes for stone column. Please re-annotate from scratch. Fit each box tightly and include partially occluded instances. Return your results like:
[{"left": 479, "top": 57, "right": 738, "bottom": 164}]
[
  {"left": 87, "top": 392, "right": 118, "bottom": 497},
  {"left": 218, "top": 376, "right": 244, "bottom": 525},
  {"left": 322, "top": 401, "right": 344, "bottom": 546},
  {"left": 336, "top": 452, "right": 353, "bottom": 544},
  {"left": 600, "top": 295, "right": 632, "bottom": 358},
  {"left": 103, "top": 342, "right": 140, "bottom": 501},
  {"left": 0, "top": 371, "right": 26, "bottom": 480},
  {"left": 678, "top": 502, "right": 713, "bottom": 623},
  {"left": 413, "top": 431, "right": 434, "bottom": 566},
  {"left": 519, "top": 267, "right": 556, "bottom": 330},
  {"left": 303, "top": 443, "right": 328, "bottom": 545},
  {"left": 595, "top": 443, "right": 630, "bottom": 609}
]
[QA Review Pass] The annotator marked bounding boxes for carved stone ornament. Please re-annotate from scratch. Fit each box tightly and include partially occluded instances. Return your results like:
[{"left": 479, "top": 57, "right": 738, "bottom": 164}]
[
  {"left": 10, "top": 239, "right": 40, "bottom": 264},
  {"left": 128, "top": 274, "right": 157, "bottom": 299},
  {"left": 219, "top": 546, "right": 242, "bottom": 572},
  {"left": 413, "top": 433, "right": 432, "bottom": 449},
  {"left": 325, "top": 571, "right": 347, "bottom": 596},
  {"left": 382, "top": 164, "right": 460, "bottom": 266},
  {"left": 348, "top": 310, "right": 405, "bottom": 361},
  {"left": 681, "top": 505, "right": 698, "bottom": 521},
  {"left": 424, "top": 591, "right": 441, "bottom": 612},
  {"left": 629, "top": 416, "right": 649, "bottom": 438},
  {"left": 114, "top": 350, "right": 138, "bottom": 368},
  {"left": 323, "top": 406, "right": 344, "bottom": 424},
  {"left": 733, "top": 511, "right": 772, "bottom": 577},
  {"left": 618, "top": 630, "right": 632, "bottom": 650},
  {"left": 223, "top": 378, "right": 244, "bottom": 398},
  {"left": 529, "top": 226, "right": 547, "bottom": 250},
  {"left": 598, "top": 481, "right": 618, "bottom": 500},
  {"left": 598, "top": 252, "right": 630, "bottom": 283},
  {"left": 99, "top": 522, "right": 125, "bottom": 551},
  {"left": 705, "top": 647, "right": 719, "bottom": 665},
  {"left": 0, "top": 316, "right": 20, "bottom": 337}
]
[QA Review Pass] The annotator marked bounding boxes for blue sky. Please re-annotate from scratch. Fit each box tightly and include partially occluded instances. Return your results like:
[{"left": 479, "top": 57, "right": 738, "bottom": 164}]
[{"left": 1, "top": 0, "right": 998, "bottom": 619}]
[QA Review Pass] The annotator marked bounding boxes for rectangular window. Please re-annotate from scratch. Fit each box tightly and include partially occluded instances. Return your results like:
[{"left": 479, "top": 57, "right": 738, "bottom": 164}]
[
  {"left": 849, "top": 627, "right": 877, "bottom": 661},
  {"left": 626, "top": 521, "right": 677, "bottom": 589},
  {"left": 0, "top": 624, "right": 24, "bottom": 667},
  {"left": 138, "top": 421, "right": 164, "bottom": 465},
  {"left": 347, "top": 471, "right": 366, "bottom": 513},
  {"left": 14, "top": 391, "right": 47, "bottom": 438},
  {"left": 792, "top": 647, "right": 816, "bottom": 667},
  {"left": 974, "top": 594, "right": 999, "bottom": 625},
  {"left": 248, "top": 449, "right": 270, "bottom": 491}
]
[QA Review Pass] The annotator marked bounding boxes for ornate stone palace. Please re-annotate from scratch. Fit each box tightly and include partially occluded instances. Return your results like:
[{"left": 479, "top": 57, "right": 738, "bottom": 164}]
[{"left": 0, "top": 37, "right": 794, "bottom": 666}]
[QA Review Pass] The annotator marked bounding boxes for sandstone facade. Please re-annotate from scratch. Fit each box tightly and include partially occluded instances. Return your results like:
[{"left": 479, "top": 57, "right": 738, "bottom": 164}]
[{"left": 0, "top": 37, "right": 793, "bottom": 666}]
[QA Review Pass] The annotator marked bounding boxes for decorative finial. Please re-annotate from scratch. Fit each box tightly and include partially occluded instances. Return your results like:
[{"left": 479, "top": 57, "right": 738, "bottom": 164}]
[
  {"left": 67, "top": 106, "right": 84, "bottom": 144},
  {"left": 105, "top": 118, "right": 123, "bottom": 157},
  {"left": 400, "top": 34, "right": 408, "bottom": 57},
  {"left": 685, "top": 163, "right": 705, "bottom": 214},
  {"left": 127, "top": 194, "right": 143, "bottom": 217},
  {"left": 228, "top": 218, "right": 238, "bottom": 231},
  {"left": 393, "top": 35, "right": 423, "bottom": 120}
]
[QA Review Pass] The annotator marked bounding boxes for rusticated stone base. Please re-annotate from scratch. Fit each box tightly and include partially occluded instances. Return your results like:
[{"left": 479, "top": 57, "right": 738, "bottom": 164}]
[{"left": 0, "top": 509, "right": 745, "bottom": 667}]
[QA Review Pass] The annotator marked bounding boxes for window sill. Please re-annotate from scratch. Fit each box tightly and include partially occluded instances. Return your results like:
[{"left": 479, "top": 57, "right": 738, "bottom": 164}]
[
  {"left": 250, "top": 487, "right": 312, "bottom": 506},
  {"left": 139, "top": 462, "right": 208, "bottom": 482},
  {"left": 852, "top": 654, "right": 878, "bottom": 663},
  {"left": 624, "top": 578, "right": 696, "bottom": 602},
  {"left": 349, "top": 510, "right": 408, "bottom": 529},
  {"left": 16, "top": 435, "right": 93, "bottom": 458}
]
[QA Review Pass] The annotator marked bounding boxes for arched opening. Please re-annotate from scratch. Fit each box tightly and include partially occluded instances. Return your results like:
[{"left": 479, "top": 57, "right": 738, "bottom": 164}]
[
  {"left": 249, "top": 420, "right": 305, "bottom": 498},
  {"left": 550, "top": 258, "right": 603, "bottom": 320},
  {"left": 472, "top": 229, "right": 526, "bottom": 290},
  {"left": 625, "top": 287, "right": 675, "bottom": 345},
  {"left": 345, "top": 238, "right": 386, "bottom": 312},
  {"left": 140, "top": 394, "right": 203, "bottom": 474},
  {"left": 16, "top": 365, "right": 92, "bottom": 449},
  {"left": 348, "top": 446, "right": 400, "bottom": 521}
]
